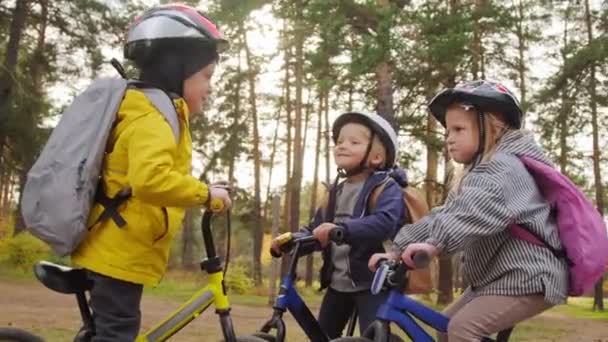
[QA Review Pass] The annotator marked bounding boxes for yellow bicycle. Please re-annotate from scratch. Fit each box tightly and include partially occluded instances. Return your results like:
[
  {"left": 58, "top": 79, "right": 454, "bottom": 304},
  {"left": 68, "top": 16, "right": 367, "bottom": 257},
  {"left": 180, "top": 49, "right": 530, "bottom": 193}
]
[{"left": 0, "top": 210, "right": 264, "bottom": 342}]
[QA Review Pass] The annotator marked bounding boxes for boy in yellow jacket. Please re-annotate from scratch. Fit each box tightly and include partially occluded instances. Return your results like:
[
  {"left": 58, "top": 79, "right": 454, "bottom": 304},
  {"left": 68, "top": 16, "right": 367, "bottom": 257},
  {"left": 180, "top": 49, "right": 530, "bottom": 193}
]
[{"left": 71, "top": 4, "right": 231, "bottom": 341}]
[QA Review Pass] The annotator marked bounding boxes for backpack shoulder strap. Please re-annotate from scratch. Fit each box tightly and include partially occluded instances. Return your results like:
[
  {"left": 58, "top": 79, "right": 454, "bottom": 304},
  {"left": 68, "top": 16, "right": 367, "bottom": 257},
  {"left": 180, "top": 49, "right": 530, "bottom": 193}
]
[
  {"left": 367, "top": 176, "right": 430, "bottom": 224},
  {"left": 367, "top": 177, "right": 391, "bottom": 213},
  {"left": 508, "top": 155, "right": 568, "bottom": 261},
  {"left": 127, "top": 81, "right": 181, "bottom": 143},
  {"left": 403, "top": 186, "right": 429, "bottom": 224}
]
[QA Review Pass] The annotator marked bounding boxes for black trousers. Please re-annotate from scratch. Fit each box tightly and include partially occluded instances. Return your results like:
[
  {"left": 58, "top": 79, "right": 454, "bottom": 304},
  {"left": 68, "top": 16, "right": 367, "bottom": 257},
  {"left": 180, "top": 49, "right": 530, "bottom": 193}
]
[
  {"left": 78, "top": 270, "right": 143, "bottom": 342},
  {"left": 318, "top": 287, "right": 389, "bottom": 338}
]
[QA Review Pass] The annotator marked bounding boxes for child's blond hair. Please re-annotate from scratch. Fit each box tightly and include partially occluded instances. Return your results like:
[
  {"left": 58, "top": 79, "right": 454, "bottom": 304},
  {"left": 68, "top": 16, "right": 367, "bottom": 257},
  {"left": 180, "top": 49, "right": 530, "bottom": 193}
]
[
  {"left": 450, "top": 104, "right": 513, "bottom": 191},
  {"left": 363, "top": 128, "right": 388, "bottom": 170}
]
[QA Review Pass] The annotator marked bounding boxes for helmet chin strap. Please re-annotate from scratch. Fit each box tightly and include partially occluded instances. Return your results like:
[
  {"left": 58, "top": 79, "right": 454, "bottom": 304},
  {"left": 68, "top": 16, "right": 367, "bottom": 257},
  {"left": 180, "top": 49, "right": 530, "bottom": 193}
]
[
  {"left": 468, "top": 109, "right": 486, "bottom": 170},
  {"left": 337, "top": 132, "right": 376, "bottom": 178}
]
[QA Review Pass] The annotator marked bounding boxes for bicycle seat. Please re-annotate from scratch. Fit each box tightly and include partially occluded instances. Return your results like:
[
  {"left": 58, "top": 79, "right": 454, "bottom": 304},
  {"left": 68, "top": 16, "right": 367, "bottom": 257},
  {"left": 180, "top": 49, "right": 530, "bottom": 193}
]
[{"left": 34, "top": 261, "right": 93, "bottom": 294}]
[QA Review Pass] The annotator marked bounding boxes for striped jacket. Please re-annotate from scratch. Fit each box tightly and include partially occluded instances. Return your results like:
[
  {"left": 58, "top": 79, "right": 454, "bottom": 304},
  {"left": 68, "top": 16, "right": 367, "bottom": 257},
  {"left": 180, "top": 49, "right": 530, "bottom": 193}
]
[{"left": 393, "top": 130, "right": 569, "bottom": 305}]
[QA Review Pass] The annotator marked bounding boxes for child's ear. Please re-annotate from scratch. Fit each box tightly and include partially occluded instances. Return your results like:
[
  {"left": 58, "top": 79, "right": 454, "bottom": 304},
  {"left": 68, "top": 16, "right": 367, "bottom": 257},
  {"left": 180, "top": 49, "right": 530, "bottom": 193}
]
[{"left": 369, "top": 151, "right": 384, "bottom": 168}]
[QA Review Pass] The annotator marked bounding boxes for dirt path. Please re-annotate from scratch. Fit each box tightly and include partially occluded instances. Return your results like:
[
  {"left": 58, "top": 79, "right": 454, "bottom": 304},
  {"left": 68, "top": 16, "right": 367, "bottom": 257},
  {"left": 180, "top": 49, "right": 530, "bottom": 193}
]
[{"left": 1, "top": 279, "right": 607, "bottom": 341}]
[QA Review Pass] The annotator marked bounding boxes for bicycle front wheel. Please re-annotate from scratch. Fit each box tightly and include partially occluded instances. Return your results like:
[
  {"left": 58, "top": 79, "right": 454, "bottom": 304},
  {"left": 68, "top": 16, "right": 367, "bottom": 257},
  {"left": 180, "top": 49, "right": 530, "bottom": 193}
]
[{"left": 0, "top": 328, "right": 44, "bottom": 342}]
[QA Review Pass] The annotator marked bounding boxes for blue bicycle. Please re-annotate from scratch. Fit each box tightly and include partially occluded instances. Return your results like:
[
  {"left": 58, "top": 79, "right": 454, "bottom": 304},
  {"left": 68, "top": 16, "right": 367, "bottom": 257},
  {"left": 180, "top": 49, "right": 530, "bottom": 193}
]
[
  {"left": 332, "top": 254, "right": 514, "bottom": 342},
  {"left": 253, "top": 228, "right": 358, "bottom": 342}
]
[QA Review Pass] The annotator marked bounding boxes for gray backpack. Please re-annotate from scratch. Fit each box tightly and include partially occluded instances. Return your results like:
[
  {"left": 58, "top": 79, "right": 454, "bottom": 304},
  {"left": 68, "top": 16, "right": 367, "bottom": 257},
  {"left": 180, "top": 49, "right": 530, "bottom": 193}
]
[{"left": 21, "top": 77, "right": 180, "bottom": 256}]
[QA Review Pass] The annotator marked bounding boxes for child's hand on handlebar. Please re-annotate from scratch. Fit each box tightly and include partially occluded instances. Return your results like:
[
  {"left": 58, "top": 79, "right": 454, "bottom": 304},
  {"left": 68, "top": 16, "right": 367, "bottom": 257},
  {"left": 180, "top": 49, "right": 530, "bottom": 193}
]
[
  {"left": 206, "top": 186, "right": 232, "bottom": 213},
  {"left": 312, "top": 223, "right": 339, "bottom": 248},
  {"left": 368, "top": 251, "right": 400, "bottom": 272},
  {"left": 270, "top": 232, "right": 294, "bottom": 257},
  {"left": 401, "top": 243, "right": 439, "bottom": 268}
]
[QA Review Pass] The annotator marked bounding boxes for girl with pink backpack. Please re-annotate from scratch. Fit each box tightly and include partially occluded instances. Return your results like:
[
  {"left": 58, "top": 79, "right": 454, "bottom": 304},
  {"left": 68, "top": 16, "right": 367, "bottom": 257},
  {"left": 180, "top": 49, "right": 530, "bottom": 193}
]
[{"left": 370, "top": 80, "right": 608, "bottom": 342}]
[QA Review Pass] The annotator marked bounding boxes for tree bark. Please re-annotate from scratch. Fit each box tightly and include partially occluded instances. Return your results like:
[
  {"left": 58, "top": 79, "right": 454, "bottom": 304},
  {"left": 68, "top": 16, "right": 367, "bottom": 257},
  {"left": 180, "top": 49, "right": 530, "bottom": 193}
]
[
  {"left": 375, "top": 0, "right": 394, "bottom": 124},
  {"left": 0, "top": 0, "right": 30, "bottom": 202},
  {"left": 268, "top": 195, "right": 281, "bottom": 305},
  {"left": 584, "top": 0, "right": 604, "bottom": 312},
  {"left": 515, "top": 0, "right": 528, "bottom": 125},
  {"left": 305, "top": 92, "right": 325, "bottom": 287},
  {"left": 242, "top": 26, "right": 264, "bottom": 287},
  {"left": 181, "top": 209, "right": 196, "bottom": 270},
  {"left": 288, "top": 0, "right": 305, "bottom": 236},
  {"left": 558, "top": 8, "right": 570, "bottom": 175},
  {"left": 324, "top": 93, "right": 331, "bottom": 186},
  {"left": 425, "top": 112, "right": 439, "bottom": 209},
  {"left": 13, "top": 0, "right": 46, "bottom": 235},
  {"left": 438, "top": 145, "right": 455, "bottom": 305},
  {"left": 263, "top": 107, "right": 281, "bottom": 221},
  {"left": 280, "top": 44, "right": 294, "bottom": 278},
  {"left": 0, "top": 0, "right": 29, "bottom": 107}
]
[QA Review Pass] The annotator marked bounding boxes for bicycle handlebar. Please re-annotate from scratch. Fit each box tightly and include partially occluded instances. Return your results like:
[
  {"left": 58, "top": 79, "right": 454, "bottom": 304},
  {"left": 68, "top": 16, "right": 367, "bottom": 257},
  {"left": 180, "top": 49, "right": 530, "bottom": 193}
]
[
  {"left": 269, "top": 227, "right": 346, "bottom": 258},
  {"left": 202, "top": 210, "right": 216, "bottom": 259},
  {"left": 372, "top": 252, "right": 430, "bottom": 293}
]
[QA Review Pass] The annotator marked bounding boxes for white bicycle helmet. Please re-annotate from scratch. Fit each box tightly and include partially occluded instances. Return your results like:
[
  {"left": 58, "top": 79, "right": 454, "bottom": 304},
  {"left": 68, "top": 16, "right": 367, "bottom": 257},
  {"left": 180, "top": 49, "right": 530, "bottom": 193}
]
[{"left": 332, "top": 111, "right": 399, "bottom": 171}]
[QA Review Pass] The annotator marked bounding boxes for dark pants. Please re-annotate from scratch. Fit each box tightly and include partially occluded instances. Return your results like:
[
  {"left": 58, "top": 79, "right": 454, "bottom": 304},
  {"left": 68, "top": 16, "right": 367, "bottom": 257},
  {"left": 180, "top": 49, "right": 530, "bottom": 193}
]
[
  {"left": 318, "top": 287, "right": 388, "bottom": 339},
  {"left": 79, "top": 270, "right": 143, "bottom": 342}
]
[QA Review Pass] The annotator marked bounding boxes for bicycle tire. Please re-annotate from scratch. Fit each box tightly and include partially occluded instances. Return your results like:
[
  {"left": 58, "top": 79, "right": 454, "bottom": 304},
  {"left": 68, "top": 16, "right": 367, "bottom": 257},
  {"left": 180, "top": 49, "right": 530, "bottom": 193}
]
[
  {"left": 0, "top": 328, "right": 44, "bottom": 342},
  {"left": 331, "top": 336, "right": 403, "bottom": 342},
  {"left": 234, "top": 336, "right": 268, "bottom": 342},
  {"left": 250, "top": 332, "right": 276, "bottom": 342}
]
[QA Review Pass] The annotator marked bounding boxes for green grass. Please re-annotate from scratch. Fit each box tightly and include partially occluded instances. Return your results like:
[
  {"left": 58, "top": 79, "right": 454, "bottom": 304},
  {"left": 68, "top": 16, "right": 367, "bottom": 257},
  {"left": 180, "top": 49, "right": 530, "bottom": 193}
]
[
  {"left": 551, "top": 296, "right": 608, "bottom": 320},
  {"left": 0, "top": 265, "right": 36, "bottom": 281}
]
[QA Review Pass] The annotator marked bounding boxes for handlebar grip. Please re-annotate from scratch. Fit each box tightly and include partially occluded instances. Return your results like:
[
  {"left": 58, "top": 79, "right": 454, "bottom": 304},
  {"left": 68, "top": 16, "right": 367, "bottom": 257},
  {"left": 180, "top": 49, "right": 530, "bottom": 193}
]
[
  {"left": 330, "top": 227, "right": 345, "bottom": 245},
  {"left": 412, "top": 251, "right": 430, "bottom": 268},
  {"left": 209, "top": 198, "right": 225, "bottom": 213},
  {"left": 374, "top": 257, "right": 389, "bottom": 270},
  {"left": 270, "top": 248, "right": 282, "bottom": 258}
]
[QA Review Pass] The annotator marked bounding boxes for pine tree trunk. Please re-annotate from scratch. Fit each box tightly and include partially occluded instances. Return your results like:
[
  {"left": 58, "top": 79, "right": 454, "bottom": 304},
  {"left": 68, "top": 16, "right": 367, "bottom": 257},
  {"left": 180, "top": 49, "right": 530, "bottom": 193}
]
[
  {"left": 375, "top": 0, "right": 393, "bottom": 123},
  {"left": 471, "top": 2, "right": 481, "bottom": 79},
  {"left": 425, "top": 112, "right": 439, "bottom": 209},
  {"left": 324, "top": 93, "right": 331, "bottom": 186},
  {"left": 13, "top": 173, "right": 27, "bottom": 235},
  {"left": 268, "top": 195, "right": 281, "bottom": 305},
  {"left": 515, "top": 0, "right": 528, "bottom": 124},
  {"left": 181, "top": 208, "right": 196, "bottom": 270},
  {"left": 0, "top": 0, "right": 29, "bottom": 108},
  {"left": 438, "top": 146, "right": 455, "bottom": 305},
  {"left": 584, "top": 0, "right": 605, "bottom": 312},
  {"left": 32, "top": 0, "right": 48, "bottom": 92},
  {"left": 0, "top": 0, "right": 29, "bottom": 219},
  {"left": 242, "top": 26, "right": 264, "bottom": 287},
  {"left": 280, "top": 44, "right": 293, "bottom": 278},
  {"left": 305, "top": 93, "right": 325, "bottom": 287},
  {"left": 264, "top": 108, "right": 281, "bottom": 220},
  {"left": 0, "top": 167, "right": 9, "bottom": 237},
  {"left": 13, "top": 0, "right": 45, "bottom": 235},
  {"left": 558, "top": 9, "right": 570, "bottom": 175},
  {"left": 288, "top": 1, "right": 305, "bottom": 235},
  {"left": 286, "top": 3, "right": 306, "bottom": 280},
  {"left": 376, "top": 62, "right": 393, "bottom": 121}
]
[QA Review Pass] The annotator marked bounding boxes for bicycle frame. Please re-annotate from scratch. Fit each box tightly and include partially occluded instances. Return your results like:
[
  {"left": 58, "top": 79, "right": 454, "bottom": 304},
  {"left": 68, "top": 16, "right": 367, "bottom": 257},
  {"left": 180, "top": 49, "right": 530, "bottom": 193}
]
[
  {"left": 365, "top": 261, "right": 513, "bottom": 342},
  {"left": 137, "top": 270, "right": 233, "bottom": 341},
  {"left": 135, "top": 210, "right": 237, "bottom": 342},
  {"left": 259, "top": 237, "right": 330, "bottom": 342},
  {"left": 374, "top": 290, "right": 448, "bottom": 342}
]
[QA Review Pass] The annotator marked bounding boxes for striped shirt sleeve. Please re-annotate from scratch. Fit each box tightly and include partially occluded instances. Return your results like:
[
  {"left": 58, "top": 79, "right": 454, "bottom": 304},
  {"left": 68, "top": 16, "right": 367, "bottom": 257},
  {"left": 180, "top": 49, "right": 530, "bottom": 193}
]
[{"left": 394, "top": 175, "right": 514, "bottom": 254}]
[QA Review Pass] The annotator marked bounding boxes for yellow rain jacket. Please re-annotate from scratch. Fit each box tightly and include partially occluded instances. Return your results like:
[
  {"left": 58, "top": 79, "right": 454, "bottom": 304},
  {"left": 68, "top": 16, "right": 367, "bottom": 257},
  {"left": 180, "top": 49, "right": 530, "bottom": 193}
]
[{"left": 71, "top": 89, "right": 209, "bottom": 286}]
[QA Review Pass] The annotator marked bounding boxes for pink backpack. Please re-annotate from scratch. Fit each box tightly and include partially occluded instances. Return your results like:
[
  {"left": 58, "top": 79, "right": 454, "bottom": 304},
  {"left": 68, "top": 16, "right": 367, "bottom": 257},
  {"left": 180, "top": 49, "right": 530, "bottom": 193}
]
[{"left": 508, "top": 156, "right": 608, "bottom": 296}]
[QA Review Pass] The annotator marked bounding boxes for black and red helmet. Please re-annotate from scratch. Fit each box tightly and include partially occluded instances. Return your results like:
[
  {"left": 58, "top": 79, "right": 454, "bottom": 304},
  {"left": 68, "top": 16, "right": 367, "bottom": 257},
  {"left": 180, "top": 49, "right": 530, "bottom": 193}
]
[
  {"left": 124, "top": 3, "right": 229, "bottom": 65},
  {"left": 428, "top": 80, "right": 523, "bottom": 128}
]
